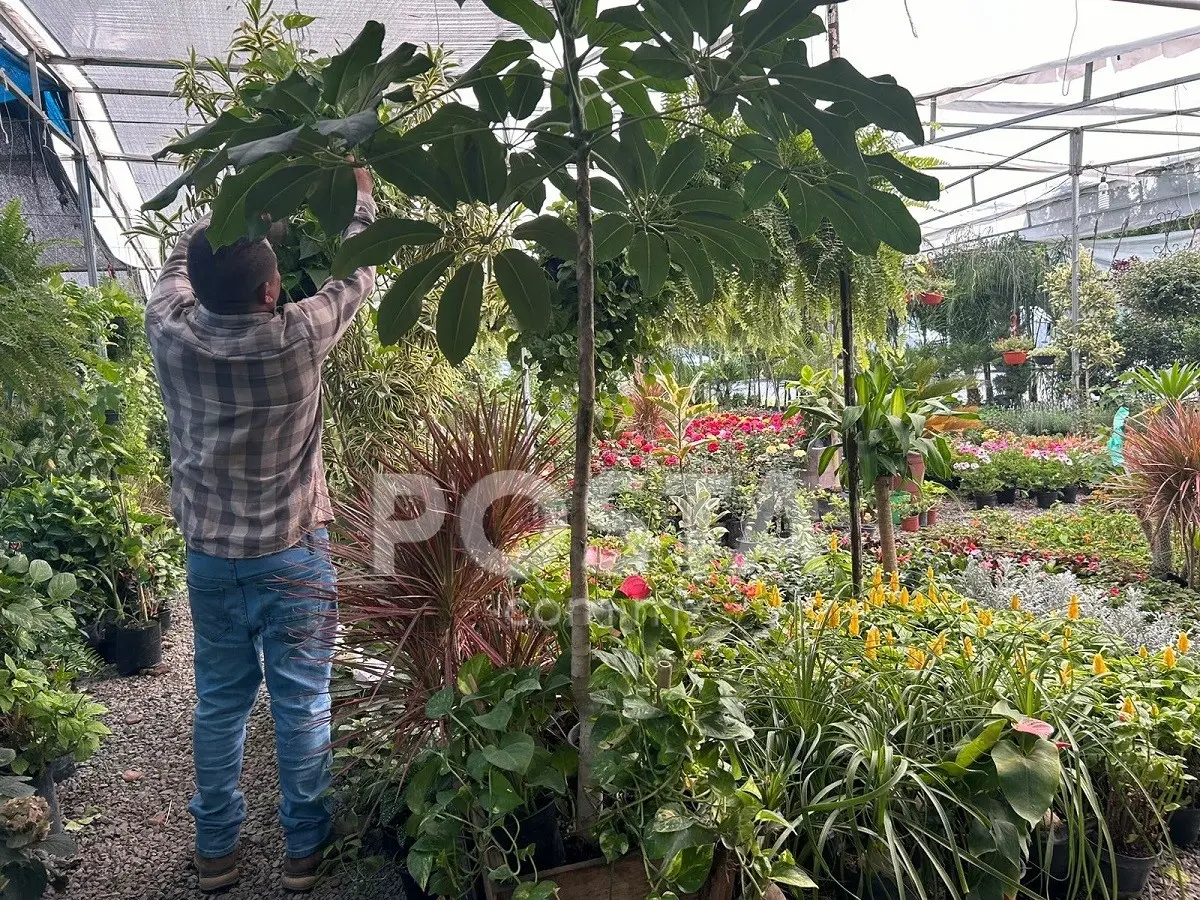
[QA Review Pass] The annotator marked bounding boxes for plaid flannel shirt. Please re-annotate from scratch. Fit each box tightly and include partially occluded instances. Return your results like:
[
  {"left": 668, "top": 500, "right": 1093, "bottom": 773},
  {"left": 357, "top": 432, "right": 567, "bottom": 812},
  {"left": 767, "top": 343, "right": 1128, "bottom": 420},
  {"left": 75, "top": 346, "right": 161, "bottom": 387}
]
[{"left": 146, "top": 194, "right": 377, "bottom": 559}]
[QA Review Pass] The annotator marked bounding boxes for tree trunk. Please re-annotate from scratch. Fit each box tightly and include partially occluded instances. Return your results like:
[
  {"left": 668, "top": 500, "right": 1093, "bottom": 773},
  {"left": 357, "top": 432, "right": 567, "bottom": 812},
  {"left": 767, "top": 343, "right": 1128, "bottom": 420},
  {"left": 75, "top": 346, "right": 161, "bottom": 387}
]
[
  {"left": 875, "top": 477, "right": 897, "bottom": 574},
  {"left": 983, "top": 362, "right": 994, "bottom": 403},
  {"left": 1151, "top": 517, "right": 1175, "bottom": 578},
  {"left": 561, "top": 13, "right": 596, "bottom": 831}
]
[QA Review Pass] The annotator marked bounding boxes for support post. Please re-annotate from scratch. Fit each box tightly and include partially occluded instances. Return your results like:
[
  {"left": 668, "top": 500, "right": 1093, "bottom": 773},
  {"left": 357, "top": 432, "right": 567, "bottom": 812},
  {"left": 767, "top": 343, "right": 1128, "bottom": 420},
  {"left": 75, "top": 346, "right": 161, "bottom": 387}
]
[
  {"left": 1069, "top": 62, "right": 1093, "bottom": 407},
  {"left": 68, "top": 93, "right": 99, "bottom": 287},
  {"left": 826, "top": 4, "right": 840, "bottom": 58},
  {"left": 928, "top": 96, "right": 937, "bottom": 143},
  {"left": 839, "top": 269, "right": 862, "bottom": 597}
]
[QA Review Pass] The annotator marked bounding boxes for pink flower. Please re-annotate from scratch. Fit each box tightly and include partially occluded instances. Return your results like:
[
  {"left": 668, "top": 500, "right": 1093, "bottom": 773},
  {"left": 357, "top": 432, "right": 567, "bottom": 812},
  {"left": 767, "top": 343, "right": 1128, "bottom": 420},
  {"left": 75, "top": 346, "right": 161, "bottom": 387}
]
[
  {"left": 1013, "top": 718, "right": 1055, "bottom": 740},
  {"left": 585, "top": 546, "right": 620, "bottom": 572},
  {"left": 732, "top": 552, "right": 746, "bottom": 567},
  {"left": 600, "top": 450, "right": 617, "bottom": 468},
  {"left": 664, "top": 455, "right": 680, "bottom": 467},
  {"left": 618, "top": 575, "right": 651, "bottom": 600},
  {"left": 629, "top": 454, "right": 644, "bottom": 469},
  {"left": 707, "top": 440, "right": 720, "bottom": 453}
]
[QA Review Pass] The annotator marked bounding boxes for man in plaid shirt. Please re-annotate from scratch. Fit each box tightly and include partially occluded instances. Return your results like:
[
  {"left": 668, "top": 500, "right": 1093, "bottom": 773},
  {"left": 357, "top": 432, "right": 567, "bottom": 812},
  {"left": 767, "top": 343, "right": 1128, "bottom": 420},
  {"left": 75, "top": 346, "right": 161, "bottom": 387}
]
[{"left": 146, "top": 168, "right": 375, "bottom": 893}]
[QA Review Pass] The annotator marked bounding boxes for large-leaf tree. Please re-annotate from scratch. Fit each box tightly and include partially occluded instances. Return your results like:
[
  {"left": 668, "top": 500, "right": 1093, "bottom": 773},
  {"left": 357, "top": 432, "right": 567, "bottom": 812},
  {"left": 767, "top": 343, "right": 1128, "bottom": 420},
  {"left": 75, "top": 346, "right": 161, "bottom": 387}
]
[{"left": 149, "top": 0, "right": 936, "bottom": 822}]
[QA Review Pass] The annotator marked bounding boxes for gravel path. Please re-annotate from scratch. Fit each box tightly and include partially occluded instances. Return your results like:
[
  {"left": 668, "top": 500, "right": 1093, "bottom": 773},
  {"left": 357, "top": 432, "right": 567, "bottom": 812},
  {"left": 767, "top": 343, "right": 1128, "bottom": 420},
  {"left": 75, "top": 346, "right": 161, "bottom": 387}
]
[{"left": 55, "top": 603, "right": 406, "bottom": 900}]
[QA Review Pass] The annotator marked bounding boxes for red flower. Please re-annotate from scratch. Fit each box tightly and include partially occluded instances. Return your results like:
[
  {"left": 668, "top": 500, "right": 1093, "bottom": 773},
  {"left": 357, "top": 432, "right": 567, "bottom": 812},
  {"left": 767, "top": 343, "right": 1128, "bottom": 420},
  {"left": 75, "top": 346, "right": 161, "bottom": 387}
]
[
  {"left": 618, "top": 575, "right": 652, "bottom": 600},
  {"left": 629, "top": 454, "right": 644, "bottom": 469},
  {"left": 707, "top": 440, "right": 720, "bottom": 453},
  {"left": 1013, "top": 718, "right": 1055, "bottom": 739},
  {"left": 600, "top": 450, "right": 617, "bottom": 467},
  {"left": 664, "top": 455, "right": 680, "bottom": 466}
]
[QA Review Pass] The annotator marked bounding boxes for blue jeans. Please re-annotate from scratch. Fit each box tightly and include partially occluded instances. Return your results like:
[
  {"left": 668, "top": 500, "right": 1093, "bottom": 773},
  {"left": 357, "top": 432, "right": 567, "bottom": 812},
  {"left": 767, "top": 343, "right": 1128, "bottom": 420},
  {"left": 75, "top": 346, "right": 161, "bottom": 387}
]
[{"left": 185, "top": 529, "right": 336, "bottom": 859}]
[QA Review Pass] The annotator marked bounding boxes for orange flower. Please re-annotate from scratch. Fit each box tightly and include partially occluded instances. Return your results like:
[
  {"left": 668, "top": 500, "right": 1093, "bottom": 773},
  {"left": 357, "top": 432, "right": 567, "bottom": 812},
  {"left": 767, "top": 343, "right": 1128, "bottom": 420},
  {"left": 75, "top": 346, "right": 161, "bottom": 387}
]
[
  {"left": 848, "top": 610, "right": 861, "bottom": 637},
  {"left": 1066, "top": 595, "right": 1080, "bottom": 621},
  {"left": 829, "top": 532, "right": 841, "bottom": 553},
  {"left": 906, "top": 647, "right": 928, "bottom": 670},
  {"left": 1092, "top": 653, "right": 1108, "bottom": 676},
  {"left": 692, "top": 649, "right": 704, "bottom": 662},
  {"left": 978, "top": 610, "right": 994, "bottom": 627},
  {"left": 1138, "top": 646, "right": 1149, "bottom": 660},
  {"left": 766, "top": 586, "right": 783, "bottom": 608},
  {"left": 827, "top": 604, "right": 842, "bottom": 629},
  {"left": 929, "top": 632, "right": 947, "bottom": 657},
  {"left": 1165, "top": 646, "right": 1179, "bottom": 669},
  {"left": 1178, "top": 633, "right": 1191, "bottom": 654},
  {"left": 1010, "top": 595, "right": 1022, "bottom": 611},
  {"left": 746, "top": 581, "right": 765, "bottom": 599}
]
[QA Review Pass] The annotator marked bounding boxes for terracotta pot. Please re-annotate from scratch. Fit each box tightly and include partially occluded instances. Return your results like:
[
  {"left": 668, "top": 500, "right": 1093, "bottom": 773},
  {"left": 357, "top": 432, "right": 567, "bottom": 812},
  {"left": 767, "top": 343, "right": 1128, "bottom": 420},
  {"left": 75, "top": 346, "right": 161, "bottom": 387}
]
[
  {"left": 901, "top": 516, "right": 920, "bottom": 533},
  {"left": 918, "top": 291, "right": 944, "bottom": 306},
  {"left": 906, "top": 451, "right": 926, "bottom": 484},
  {"left": 926, "top": 507, "right": 939, "bottom": 527},
  {"left": 1002, "top": 350, "right": 1028, "bottom": 365}
]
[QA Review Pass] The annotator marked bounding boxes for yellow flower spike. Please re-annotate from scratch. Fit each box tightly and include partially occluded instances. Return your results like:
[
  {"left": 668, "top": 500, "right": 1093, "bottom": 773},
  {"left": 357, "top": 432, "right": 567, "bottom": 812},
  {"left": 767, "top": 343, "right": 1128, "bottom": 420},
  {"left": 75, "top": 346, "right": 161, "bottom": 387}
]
[
  {"left": 978, "top": 610, "right": 994, "bottom": 627},
  {"left": 864, "top": 626, "right": 880, "bottom": 660},
  {"left": 959, "top": 600, "right": 970, "bottom": 614},
  {"left": 963, "top": 636, "right": 975, "bottom": 659},
  {"left": 1064, "top": 626, "right": 1072, "bottom": 639},
  {"left": 1165, "top": 646, "right": 1179, "bottom": 669},
  {"left": 929, "top": 632, "right": 948, "bottom": 657},
  {"left": 926, "top": 566, "right": 936, "bottom": 583},
  {"left": 885, "top": 631, "right": 897, "bottom": 645},
  {"left": 906, "top": 647, "right": 928, "bottom": 670},
  {"left": 900, "top": 586, "right": 911, "bottom": 606},
  {"left": 873, "top": 568, "right": 883, "bottom": 588},
  {"left": 1139, "top": 646, "right": 1149, "bottom": 660},
  {"left": 913, "top": 592, "right": 927, "bottom": 614},
  {"left": 849, "top": 610, "right": 861, "bottom": 637},
  {"left": 748, "top": 581, "right": 765, "bottom": 599},
  {"left": 1152, "top": 704, "right": 1161, "bottom": 717},
  {"left": 1067, "top": 595, "right": 1081, "bottom": 621},
  {"left": 1059, "top": 663, "right": 1074, "bottom": 686},
  {"left": 1092, "top": 653, "right": 1109, "bottom": 676},
  {"left": 828, "top": 604, "right": 843, "bottom": 629},
  {"left": 1014, "top": 650, "right": 1029, "bottom": 675},
  {"left": 1061, "top": 638, "right": 1070, "bottom": 652},
  {"left": 1040, "top": 632, "right": 1051, "bottom": 643},
  {"left": 889, "top": 571, "right": 901, "bottom": 593},
  {"left": 1121, "top": 696, "right": 1138, "bottom": 720},
  {"left": 766, "top": 586, "right": 783, "bottom": 608},
  {"left": 1010, "top": 595, "right": 1022, "bottom": 611},
  {"left": 1179, "top": 633, "right": 1191, "bottom": 654},
  {"left": 929, "top": 583, "right": 940, "bottom": 604}
]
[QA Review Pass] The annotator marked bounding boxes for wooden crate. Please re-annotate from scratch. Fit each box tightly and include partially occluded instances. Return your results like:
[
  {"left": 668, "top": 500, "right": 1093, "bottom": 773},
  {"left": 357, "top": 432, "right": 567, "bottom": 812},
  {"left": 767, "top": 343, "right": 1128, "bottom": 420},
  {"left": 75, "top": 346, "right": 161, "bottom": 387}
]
[{"left": 491, "top": 850, "right": 737, "bottom": 900}]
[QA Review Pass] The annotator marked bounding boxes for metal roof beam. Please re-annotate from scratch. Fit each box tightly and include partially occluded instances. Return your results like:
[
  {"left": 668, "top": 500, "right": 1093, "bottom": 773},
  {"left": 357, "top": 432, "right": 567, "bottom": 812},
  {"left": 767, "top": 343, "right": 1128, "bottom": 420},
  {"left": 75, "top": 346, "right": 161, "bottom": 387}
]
[
  {"left": 44, "top": 53, "right": 241, "bottom": 72},
  {"left": 1111, "top": 0, "right": 1200, "bottom": 10},
  {"left": 944, "top": 131, "right": 1069, "bottom": 189}
]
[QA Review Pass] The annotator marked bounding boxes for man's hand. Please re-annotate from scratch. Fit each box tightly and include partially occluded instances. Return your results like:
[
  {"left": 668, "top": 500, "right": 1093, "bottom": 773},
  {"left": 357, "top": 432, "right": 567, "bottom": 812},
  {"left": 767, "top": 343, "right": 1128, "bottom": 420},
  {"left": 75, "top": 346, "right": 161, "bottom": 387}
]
[{"left": 354, "top": 165, "right": 374, "bottom": 197}]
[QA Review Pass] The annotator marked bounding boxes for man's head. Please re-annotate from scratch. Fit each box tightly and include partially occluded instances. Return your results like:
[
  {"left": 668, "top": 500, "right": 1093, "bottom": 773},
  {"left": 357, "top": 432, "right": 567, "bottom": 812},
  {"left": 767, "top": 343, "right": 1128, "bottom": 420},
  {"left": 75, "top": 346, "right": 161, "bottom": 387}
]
[{"left": 187, "top": 227, "right": 283, "bottom": 315}]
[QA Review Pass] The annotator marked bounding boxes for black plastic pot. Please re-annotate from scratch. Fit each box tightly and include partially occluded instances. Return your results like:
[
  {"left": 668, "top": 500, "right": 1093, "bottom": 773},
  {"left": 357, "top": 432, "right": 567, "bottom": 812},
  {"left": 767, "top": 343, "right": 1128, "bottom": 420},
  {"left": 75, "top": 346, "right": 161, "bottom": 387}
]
[
  {"left": 51, "top": 754, "right": 76, "bottom": 784},
  {"left": 814, "top": 498, "right": 833, "bottom": 521},
  {"left": 1170, "top": 807, "right": 1200, "bottom": 847},
  {"left": 33, "top": 767, "right": 63, "bottom": 835},
  {"left": 997, "top": 486, "right": 1018, "bottom": 505},
  {"left": 974, "top": 493, "right": 997, "bottom": 510},
  {"left": 1100, "top": 845, "right": 1161, "bottom": 898},
  {"left": 1061, "top": 485, "right": 1079, "bottom": 504},
  {"left": 104, "top": 408, "right": 121, "bottom": 426},
  {"left": 1036, "top": 491, "right": 1058, "bottom": 510},
  {"left": 719, "top": 515, "right": 745, "bottom": 550},
  {"left": 156, "top": 603, "right": 173, "bottom": 634},
  {"left": 918, "top": 511, "right": 929, "bottom": 527},
  {"left": 108, "top": 619, "right": 162, "bottom": 676},
  {"left": 512, "top": 802, "right": 566, "bottom": 872},
  {"left": 83, "top": 619, "right": 106, "bottom": 656}
]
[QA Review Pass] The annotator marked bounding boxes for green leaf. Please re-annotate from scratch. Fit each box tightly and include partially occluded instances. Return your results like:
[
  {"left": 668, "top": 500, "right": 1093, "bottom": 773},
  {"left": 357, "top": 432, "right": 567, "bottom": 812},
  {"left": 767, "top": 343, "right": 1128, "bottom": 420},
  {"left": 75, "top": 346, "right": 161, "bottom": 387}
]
[
  {"left": 226, "top": 125, "right": 322, "bottom": 170},
  {"left": 507, "top": 59, "right": 544, "bottom": 119},
  {"left": 591, "top": 6, "right": 653, "bottom": 44},
  {"left": 593, "top": 214, "right": 633, "bottom": 263},
  {"left": 667, "top": 234, "right": 715, "bottom": 304},
  {"left": 434, "top": 131, "right": 508, "bottom": 205},
  {"left": 156, "top": 111, "right": 249, "bottom": 159},
  {"left": 207, "top": 158, "right": 285, "bottom": 249},
  {"left": 366, "top": 133, "right": 458, "bottom": 212},
  {"left": 309, "top": 167, "right": 359, "bottom": 236},
  {"left": 953, "top": 718, "right": 1008, "bottom": 770},
  {"left": 643, "top": 0, "right": 693, "bottom": 44},
  {"left": 495, "top": 248, "right": 553, "bottom": 332},
  {"left": 514, "top": 215, "right": 578, "bottom": 261},
  {"left": 992, "top": 738, "right": 1062, "bottom": 825},
  {"left": 436, "top": 261, "right": 485, "bottom": 365},
  {"left": 673, "top": 844, "right": 715, "bottom": 894},
  {"left": 743, "top": 162, "right": 786, "bottom": 209},
  {"left": 473, "top": 702, "right": 514, "bottom": 731},
  {"left": 597, "top": 69, "right": 666, "bottom": 145},
  {"left": 247, "top": 70, "right": 320, "bottom": 120},
  {"left": 590, "top": 176, "right": 629, "bottom": 212},
  {"left": 27, "top": 559, "right": 51, "bottom": 584},
  {"left": 245, "top": 163, "right": 318, "bottom": 222},
  {"left": 499, "top": 151, "right": 548, "bottom": 212},
  {"left": 771, "top": 864, "right": 818, "bottom": 890},
  {"left": 656, "top": 134, "right": 705, "bottom": 195},
  {"left": 481, "top": 0, "right": 557, "bottom": 42},
  {"left": 672, "top": 186, "right": 744, "bottom": 219},
  {"left": 47, "top": 572, "right": 76, "bottom": 602},
  {"left": 481, "top": 733, "right": 536, "bottom": 774},
  {"left": 622, "top": 122, "right": 658, "bottom": 192},
  {"left": 404, "top": 102, "right": 486, "bottom": 144},
  {"left": 769, "top": 87, "right": 867, "bottom": 184},
  {"left": 811, "top": 181, "right": 878, "bottom": 255},
  {"left": 786, "top": 177, "right": 821, "bottom": 237},
  {"left": 857, "top": 184, "right": 923, "bottom": 254},
  {"left": 332, "top": 218, "right": 443, "bottom": 278},
  {"left": 458, "top": 39, "right": 534, "bottom": 87},
  {"left": 473, "top": 75, "right": 510, "bottom": 121},
  {"left": 774, "top": 59, "right": 924, "bottom": 146},
  {"left": 866, "top": 152, "right": 941, "bottom": 202},
  {"left": 482, "top": 771, "right": 524, "bottom": 815},
  {"left": 676, "top": 213, "right": 769, "bottom": 261},
  {"left": 627, "top": 229, "right": 670, "bottom": 297},
  {"left": 627, "top": 45, "right": 692, "bottom": 85},
  {"left": 680, "top": 0, "right": 739, "bottom": 44},
  {"left": 322, "top": 20, "right": 385, "bottom": 108},
  {"left": 316, "top": 109, "right": 381, "bottom": 148},
  {"left": 513, "top": 882, "right": 559, "bottom": 900},
  {"left": 425, "top": 686, "right": 455, "bottom": 719},
  {"left": 739, "top": 0, "right": 822, "bottom": 53},
  {"left": 283, "top": 12, "right": 317, "bottom": 29},
  {"left": 377, "top": 251, "right": 455, "bottom": 346},
  {"left": 141, "top": 164, "right": 201, "bottom": 212}
]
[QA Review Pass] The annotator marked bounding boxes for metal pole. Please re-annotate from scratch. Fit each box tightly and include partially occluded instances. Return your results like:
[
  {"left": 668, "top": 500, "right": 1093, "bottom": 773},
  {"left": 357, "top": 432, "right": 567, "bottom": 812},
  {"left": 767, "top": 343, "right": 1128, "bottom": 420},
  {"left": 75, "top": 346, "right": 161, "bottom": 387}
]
[
  {"left": 839, "top": 270, "right": 862, "bottom": 597},
  {"left": 1069, "top": 62, "right": 1093, "bottom": 407},
  {"left": 827, "top": 4, "right": 840, "bottom": 58},
  {"left": 69, "top": 93, "right": 99, "bottom": 288},
  {"left": 1112, "top": 0, "right": 1200, "bottom": 9}
]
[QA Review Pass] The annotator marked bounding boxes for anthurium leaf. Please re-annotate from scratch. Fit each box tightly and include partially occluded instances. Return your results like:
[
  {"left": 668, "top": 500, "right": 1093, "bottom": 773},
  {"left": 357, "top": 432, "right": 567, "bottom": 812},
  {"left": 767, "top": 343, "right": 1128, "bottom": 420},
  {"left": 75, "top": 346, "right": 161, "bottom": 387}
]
[
  {"left": 954, "top": 719, "right": 1008, "bottom": 770},
  {"left": 590, "top": 176, "right": 629, "bottom": 212},
  {"left": 597, "top": 69, "right": 667, "bottom": 146},
  {"left": 226, "top": 125, "right": 322, "bottom": 170},
  {"left": 743, "top": 162, "right": 787, "bottom": 209},
  {"left": 672, "top": 187, "right": 745, "bottom": 219},
  {"left": 332, "top": 218, "right": 444, "bottom": 278},
  {"left": 245, "top": 163, "right": 319, "bottom": 222},
  {"left": 627, "top": 229, "right": 670, "bottom": 297},
  {"left": 514, "top": 215, "right": 578, "bottom": 261},
  {"left": 666, "top": 233, "right": 715, "bottom": 304},
  {"left": 436, "top": 261, "right": 485, "bottom": 365},
  {"left": 366, "top": 133, "right": 458, "bottom": 211},
  {"left": 481, "top": 0, "right": 557, "bottom": 42},
  {"left": 246, "top": 70, "right": 320, "bottom": 120},
  {"left": 156, "top": 111, "right": 249, "bottom": 159},
  {"left": 679, "top": 0, "right": 739, "bottom": 44},
  {"left": 377, "top": 251, "right": 455, "bottom": 345},
  {"left": 738, "top": 0, "right": 822, "bottom": 53},
  {"left": 676, "top": 213, "right": 769, "bottom": 261},
  {"left": 316, "top": 109, "right": 381, "bottom": 148},
  {"left": 991, "top": 738, "right": 1062, "bottom": 825},
  {"left": 593, "top": 214, "right": 633, "bottom": 263},
  {"left": 507, "top": 59, "right": 545, "bottom": 119},
  {"left": 473, "top": 702, "right": 514, "bottom": 731},
  {"left": 206, "top": 158, "right": 285, "bottom": 249},
  {"left": 473, "top": 75, "right": 510, "bottom": 122},
  {"left": 482, "top": 733, "right": 536, "bottom": 774},
  {"left": 656, "top": 134, "right": 706, "bottom": 195},
  {"left": 866, "top": 152, "right": 941, "bottom": 202},
  {"left": 774, "top": 59, "right": 924, "bottom": 146},
  {"left": 309, "top": 166, "right": 359, "bottom": 236},
  {"left": 322, "top": 20, "right": 385, "bottom": 108},
  {"left": 495, "top": 248, "right": 553, "bottom": 332},
  {"left": 424, "top": 686, "right": 455, "bottom": 719}
]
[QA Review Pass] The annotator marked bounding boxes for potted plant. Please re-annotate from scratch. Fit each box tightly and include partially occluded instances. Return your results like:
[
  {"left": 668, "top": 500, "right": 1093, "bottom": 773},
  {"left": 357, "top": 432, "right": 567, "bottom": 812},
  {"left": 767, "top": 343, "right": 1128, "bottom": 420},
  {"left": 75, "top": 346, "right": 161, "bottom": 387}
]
[
  {"left": 1030, "top": 346, "right": 1064, "bottom": 368},
  {"left": 958, "top": 464, "right": 1002, "bottom": 509},
  {"left": 991, "top": 449, "right": 1024, "bottom": 505},
  {"left": 896, "top": 496, "right": 920, "bottom": 533},
  {"left": 1018, "top": 454, "right": 1070, "bottom": 510},
  {"left": 918, "top": 483, "right": 948, "bottom": 527},
  {"left": 993, "top": 336, "right": 1035, "bottom": 366},
  {"left": 0, "top": 748, "right": 76, "bottom": 899}
]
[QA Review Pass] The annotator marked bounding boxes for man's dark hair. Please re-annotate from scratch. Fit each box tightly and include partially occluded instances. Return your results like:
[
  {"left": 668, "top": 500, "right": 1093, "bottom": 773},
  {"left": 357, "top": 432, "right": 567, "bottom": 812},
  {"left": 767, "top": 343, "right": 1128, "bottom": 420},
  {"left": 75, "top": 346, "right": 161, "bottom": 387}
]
[{"left": 187, "top": 227, "right": 280, "bottom": 314}]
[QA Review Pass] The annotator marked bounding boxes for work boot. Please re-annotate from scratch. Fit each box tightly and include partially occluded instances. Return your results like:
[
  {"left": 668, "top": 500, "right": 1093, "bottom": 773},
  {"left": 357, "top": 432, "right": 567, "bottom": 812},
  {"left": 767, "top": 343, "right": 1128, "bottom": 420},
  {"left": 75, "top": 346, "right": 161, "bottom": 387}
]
[
  {"left": 194, "top": 847, "right": 240, "bottom": 893},
  {"left": 281, "top": 847, "right": 326, "bottom": 893}
]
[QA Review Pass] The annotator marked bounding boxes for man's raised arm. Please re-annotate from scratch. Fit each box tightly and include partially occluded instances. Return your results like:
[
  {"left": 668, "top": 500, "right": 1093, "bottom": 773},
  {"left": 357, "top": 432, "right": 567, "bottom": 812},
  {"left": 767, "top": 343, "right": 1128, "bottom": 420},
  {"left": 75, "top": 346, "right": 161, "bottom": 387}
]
[{"left": 146, "top": 217, "right": 209, "bottom": 325}]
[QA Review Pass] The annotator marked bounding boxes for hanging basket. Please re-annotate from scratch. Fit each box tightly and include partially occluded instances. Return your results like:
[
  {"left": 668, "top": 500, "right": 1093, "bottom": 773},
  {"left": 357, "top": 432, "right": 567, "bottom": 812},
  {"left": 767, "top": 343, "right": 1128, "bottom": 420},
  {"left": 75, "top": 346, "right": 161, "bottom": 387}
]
[
  {"left": 918, "top": 291, "right": 944, "bottom": 306},
  {"left": 1002, "top": 350, "right": 1028, "bottom": 365}
]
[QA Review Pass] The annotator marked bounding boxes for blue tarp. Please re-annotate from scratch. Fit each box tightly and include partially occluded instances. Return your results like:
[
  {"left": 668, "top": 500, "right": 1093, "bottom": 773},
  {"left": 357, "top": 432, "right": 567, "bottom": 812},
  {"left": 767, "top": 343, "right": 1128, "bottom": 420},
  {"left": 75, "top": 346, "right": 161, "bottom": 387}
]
[{"left": 0, "top": 46, "right": 71, "bottom": 136}]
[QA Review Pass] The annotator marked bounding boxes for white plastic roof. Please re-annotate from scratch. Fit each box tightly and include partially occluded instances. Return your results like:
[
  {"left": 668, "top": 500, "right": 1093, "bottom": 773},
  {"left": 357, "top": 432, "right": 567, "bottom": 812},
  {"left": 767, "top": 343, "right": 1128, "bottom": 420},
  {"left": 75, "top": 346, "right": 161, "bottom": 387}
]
[{"left": 4, "top": 0, "right": 1200, "bottom": 275}]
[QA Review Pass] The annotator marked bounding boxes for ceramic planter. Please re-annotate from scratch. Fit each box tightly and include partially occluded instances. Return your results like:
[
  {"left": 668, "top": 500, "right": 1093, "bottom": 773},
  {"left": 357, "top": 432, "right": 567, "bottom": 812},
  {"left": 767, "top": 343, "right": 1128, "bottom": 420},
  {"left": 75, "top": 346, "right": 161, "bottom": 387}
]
[
  {"left": 1002, "top": 350, "right": 1028, "bottom": 365},
  {"left": 906, "top": 452, "right": 926, "bottom": 484},
  {"left": 1170, "top": 807, "right": 1200, "bottom": 847},
  {"left": 108, "top": 619, "right": 162, "bottom": 676},
  {"left": 926, "top": 507, "right": 939, "bottom": 527}
]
